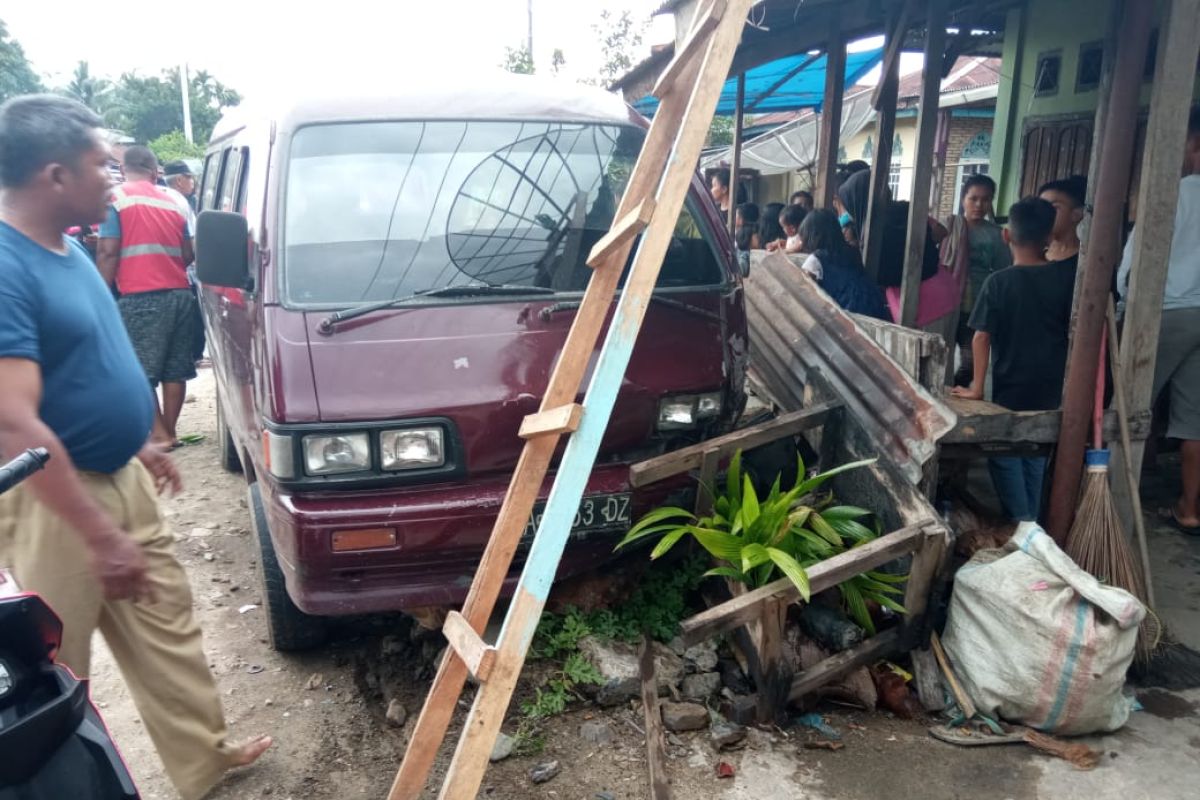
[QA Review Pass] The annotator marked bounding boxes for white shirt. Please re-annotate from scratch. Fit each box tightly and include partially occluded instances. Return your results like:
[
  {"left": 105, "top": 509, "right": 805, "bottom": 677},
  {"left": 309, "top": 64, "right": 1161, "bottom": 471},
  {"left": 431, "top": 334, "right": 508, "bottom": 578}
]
[
  {"left": 801, "top": 253, "right": 824, "bottom": 280},
  {"left": 163, "top": 186, "right": 197, "bottom": 233},
  {"left": 1118, "top": 174, "right": 1200, "bottom": 311}
]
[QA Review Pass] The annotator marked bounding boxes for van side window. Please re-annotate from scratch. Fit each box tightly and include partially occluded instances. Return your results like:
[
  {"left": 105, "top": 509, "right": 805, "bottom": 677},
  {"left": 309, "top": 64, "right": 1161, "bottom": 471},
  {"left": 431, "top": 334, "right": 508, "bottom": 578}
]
[
  {"left": 233, "top": 149, "right": 250, "bottom": 213},
  {"left": 200, "top": 150, "right": 226, "bottom": 211},
  {"left": 218, "top": 148, "right": 243, "bottom": 212}
]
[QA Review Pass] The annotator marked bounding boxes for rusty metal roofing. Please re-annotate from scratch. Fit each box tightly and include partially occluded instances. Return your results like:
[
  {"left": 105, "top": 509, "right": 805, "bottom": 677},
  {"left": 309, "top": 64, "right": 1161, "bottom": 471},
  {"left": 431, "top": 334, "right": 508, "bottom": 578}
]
[{"left": 744, "top": 251, "right": 957, "bottom": 485}]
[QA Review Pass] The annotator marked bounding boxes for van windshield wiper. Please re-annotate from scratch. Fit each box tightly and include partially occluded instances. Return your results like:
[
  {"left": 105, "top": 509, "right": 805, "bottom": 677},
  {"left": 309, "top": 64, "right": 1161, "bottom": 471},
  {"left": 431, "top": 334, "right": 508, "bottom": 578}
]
[{"left": 318, "top": 284, "right": 555, "bottom": 333}]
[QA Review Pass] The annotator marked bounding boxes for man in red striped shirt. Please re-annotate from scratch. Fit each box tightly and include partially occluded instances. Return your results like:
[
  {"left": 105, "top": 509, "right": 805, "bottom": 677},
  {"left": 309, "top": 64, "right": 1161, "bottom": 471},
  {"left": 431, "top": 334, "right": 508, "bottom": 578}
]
[{"left": 97, "top": 146, "right": 197, "bottom": 448}]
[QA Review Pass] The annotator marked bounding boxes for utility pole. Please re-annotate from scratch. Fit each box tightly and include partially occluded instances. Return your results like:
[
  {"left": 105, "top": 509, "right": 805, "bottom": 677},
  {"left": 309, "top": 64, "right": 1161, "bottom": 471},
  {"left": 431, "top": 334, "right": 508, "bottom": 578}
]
[
  {"left": 527, "top": 0, "right": 534, "bottom": 61},
  {"left": 179, "top": 62, "right": 193, "bottom": 144}
]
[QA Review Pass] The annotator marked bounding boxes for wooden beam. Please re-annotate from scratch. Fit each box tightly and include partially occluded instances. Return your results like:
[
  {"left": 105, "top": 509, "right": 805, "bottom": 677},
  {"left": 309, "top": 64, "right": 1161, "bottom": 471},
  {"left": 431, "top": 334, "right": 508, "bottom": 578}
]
[
  {"left": 815, "top": 12, "right": 847, "bottom": 209},
  {"left": 788, "top": 628, "right": 902, "bottom": 702},
  {"left": 432, "top": 5, "right": 756, "bottom": 796},
  {"left": 942, "top": 397, "right": 1152, "bottom": 445},
  {"left": 871, "top": 0, "right": 919, "bottom": 110},
  {"left": 651, "top": 0, "right": 726, "bottom": 99},
  {"left": 898, "top": 0, "right": 948, "bottom": 328},
  {"left": 1046, "top": 0, "right": 1154, "bottom": 541},
  {"left": 728, "top": 73, "right": 745, "bottom": 238},
  {"left": 587, "top": 199, "right": 656, "bottom": 268},
  {"left": 442, "top": 611, "right": 497, "bottom": 682},
  {"left": 1112, "top": 0, "right": 1200, "bottom": 534},
  {"left": 863, "top": 60, "right": 899, "bottom": 283},
  {"left": 678, "top": 523, "right": 929, "bottom": 647},
  {"left": 387, "top": 18, "right": 710, "bottom": 800},
  {"left": 639, "top": 637, "right": 672, "bottom": 800},
  {"left": 629, "top": 400, "right": 841, "bottom": 488},
  {"left": 518, "top": 403, "right": 583, "bottom": 440}
]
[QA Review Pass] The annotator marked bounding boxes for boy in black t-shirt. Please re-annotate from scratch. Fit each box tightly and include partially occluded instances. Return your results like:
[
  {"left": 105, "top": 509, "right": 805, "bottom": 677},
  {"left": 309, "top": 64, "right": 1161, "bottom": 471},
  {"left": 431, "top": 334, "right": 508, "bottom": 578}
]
[{"left": 952, "top": 197, "right": 1075, "bottom": 522}]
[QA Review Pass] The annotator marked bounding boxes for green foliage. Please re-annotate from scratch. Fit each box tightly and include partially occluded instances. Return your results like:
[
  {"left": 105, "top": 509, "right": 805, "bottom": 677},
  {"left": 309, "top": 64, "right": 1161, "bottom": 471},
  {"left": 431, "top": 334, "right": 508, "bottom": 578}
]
[
  {"left": 61, "top": 61, "right": 112, "bottom": 116},
  {"left": 0, "top": 19, "right": 44, "bottom": 103},
  {"left": 616, "top": 450, "right": 907, "bottom": 633},
  {"left": 148, "top": 130, "right": 205, "bottom": 164},
  {"left": 592, "top": 9, "right": 647, "bottom": 87},
  {"left": 502, "top": 45, "right": 536, "bottom": 75},
  {"left": 708, "top": 116, "right": 735, "bottom": 147},
  {"left": 107, "top": 67, "right": 240, "bottom": 145},
  {"left": 518, "top": 553, "right": 706, "bottom": 723}
]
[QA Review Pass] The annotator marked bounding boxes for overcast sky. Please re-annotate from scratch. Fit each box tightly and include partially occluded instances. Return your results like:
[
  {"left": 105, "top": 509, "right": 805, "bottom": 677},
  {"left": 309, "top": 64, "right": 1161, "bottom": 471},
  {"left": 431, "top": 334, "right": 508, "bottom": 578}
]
[
  {"left": 6, "top": 1, "right": 680, "bottom": 101},
  {"left": 7, "top": 1, "right": 917, "bottom": 106}
]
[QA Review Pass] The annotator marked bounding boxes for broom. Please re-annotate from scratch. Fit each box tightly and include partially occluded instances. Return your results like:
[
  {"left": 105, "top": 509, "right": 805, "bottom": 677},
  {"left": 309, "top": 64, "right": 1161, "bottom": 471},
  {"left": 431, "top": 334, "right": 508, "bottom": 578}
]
[
  {"left": 1104, "top": 301, "right": 1200, "bottom": 689},
  {"left": 1064, "top": 326, "right": 1153, "bottom": 664}
]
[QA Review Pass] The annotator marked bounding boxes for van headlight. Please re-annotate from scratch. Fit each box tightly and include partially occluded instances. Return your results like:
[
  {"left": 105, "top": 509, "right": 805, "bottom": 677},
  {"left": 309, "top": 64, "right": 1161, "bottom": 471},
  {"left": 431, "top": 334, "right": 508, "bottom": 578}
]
[
  {"left": 657, "top": 392, "right": 723, "bottom": 431},
  {"left": 302, "top": 433, "right": 371, "bottom": 475},
  {"left": 381, "top": 428, "right": 444, "bottom": 470}
]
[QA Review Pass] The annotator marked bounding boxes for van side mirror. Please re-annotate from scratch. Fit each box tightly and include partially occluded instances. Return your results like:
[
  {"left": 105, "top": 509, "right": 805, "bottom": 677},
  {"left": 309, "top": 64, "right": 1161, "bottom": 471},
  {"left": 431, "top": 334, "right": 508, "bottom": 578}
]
[{"left": 195, "top": 210, "right": 250, "bottom": 289}]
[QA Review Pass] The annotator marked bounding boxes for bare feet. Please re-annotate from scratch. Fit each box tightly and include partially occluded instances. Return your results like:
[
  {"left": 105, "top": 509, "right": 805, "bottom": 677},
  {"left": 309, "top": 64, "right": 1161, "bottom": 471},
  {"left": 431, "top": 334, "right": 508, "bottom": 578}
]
[{"left": 229, "top": 735, "right": 273, "bottom": 768}]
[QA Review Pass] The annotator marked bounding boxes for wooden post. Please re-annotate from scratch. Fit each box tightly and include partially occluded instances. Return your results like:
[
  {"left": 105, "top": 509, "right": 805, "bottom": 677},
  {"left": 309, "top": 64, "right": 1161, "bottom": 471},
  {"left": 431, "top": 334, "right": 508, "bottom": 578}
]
[
  {"left": 898, "top": 0, "right": 948, "bottom": 328},
  {"left": 863, "top": 57, "right": 900, "bottom": 283},
  {"left": 1068, "top": 0, "right": 1122, "bottom": 347},
  {"left": 1045, "top": 1, "right": 1154, "bottom": 541},
  {"left": 815, "top": 13, "right": 847, "bottom": 209},
  {"left": 1112, "top": 0, "right": 1200, "bottom": 532},
  {"left": 989, "top": 5, "right": 1025, "bottom": 210},
  {"left": 729, "top": 73, "right": 745, "bottom": 237}
]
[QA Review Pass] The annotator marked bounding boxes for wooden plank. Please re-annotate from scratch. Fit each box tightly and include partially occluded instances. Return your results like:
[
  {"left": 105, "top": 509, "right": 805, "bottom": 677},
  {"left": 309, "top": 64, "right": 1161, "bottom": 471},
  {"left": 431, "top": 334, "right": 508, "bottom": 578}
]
[
  {"left": 433, "top": 6, "right": 756, "bottom": 797},
  {"left": 639, "top": 636, "right": 673, "bottom": 800},
  {"left": 754, "top": 597, "right": 791, "bottom": 725},
  {"left": 678, "top": 523, "right": 929, "bottom": 648},
  {"left": 943, "top": 397, "right": 1151, "bottom": 446},
  {"left": 1113, "top": 0, "right": 1200, "bottom": 532},
  {"left": 1046, "top": 0, "right": 1154, "bottom": 541},
  {"left": 930, "top": 631, "right": 976, "bottom": 719},
  {"left": 694, "top": 446, "right": 721, "bottom": 515},
  {"left": 518, "top": 403, "right": 583, "bottom": 439},
  {"left": 900, "top": 527, "right": 946, "bottom": 636},
  {"left": 870, "top": 0, "right": 919, "bottom": 110},
  {"left": 442, "top": 610, "right": 496, "bottom": 682},
  {"left": 728, "top": 73, "right": 745, "bottom": 238},
  {"left": 814, "top": 12, "right": 847, "bottom": 209},
  {"left": 898, "top": 0, "right": 948, "bottom": 328},
  {"left": 630, "top": 401, "right": 840, "bottom": 488},
  {"left": 651, "top": 0, "right": 726, "bottom": 99},
  {"left": 863, "top": 65, "right": 899, "bottom": 283},
  {"left": 788, "top": 628, "right": 902, "bottom": 702},
  {"left": 387, "top": 21, "right": 709, "bottom": 800},
  {"left": 587, "top": 198, "right": 656, "bottom": 268}
]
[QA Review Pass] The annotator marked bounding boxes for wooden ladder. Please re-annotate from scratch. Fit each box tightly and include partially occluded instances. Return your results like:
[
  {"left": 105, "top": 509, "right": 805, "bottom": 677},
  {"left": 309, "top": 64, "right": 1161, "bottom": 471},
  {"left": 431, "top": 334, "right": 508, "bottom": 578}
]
[{"left": 387, "top": 2, "right": 752, "bottom": 797}]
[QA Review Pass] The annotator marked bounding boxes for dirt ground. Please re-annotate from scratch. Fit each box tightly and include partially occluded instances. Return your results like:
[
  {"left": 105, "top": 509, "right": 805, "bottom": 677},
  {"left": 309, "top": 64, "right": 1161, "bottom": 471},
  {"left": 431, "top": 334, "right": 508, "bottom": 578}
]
[{"left": 85, "top": 368, "right": 1200, "bottom": 800}]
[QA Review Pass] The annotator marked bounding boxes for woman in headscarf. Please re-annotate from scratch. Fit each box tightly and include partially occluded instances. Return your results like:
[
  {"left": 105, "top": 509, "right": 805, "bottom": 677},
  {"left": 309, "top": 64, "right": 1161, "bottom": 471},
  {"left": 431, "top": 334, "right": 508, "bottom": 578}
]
[{"left": 836, "top": 169, "right": 960, "bottom": 337}]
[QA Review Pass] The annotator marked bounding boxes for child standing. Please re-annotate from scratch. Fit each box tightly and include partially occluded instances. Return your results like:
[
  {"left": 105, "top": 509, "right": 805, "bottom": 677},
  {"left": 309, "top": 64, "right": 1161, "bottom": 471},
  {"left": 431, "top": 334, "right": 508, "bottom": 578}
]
[{"left": 952, "top": 197, "right": 1075, "bottom": 522}]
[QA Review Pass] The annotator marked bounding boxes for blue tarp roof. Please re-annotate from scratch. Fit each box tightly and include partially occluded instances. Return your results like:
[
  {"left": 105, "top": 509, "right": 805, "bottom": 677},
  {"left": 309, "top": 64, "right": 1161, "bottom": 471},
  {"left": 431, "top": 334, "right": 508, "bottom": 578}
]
[{"left": 634, "top": 46, "right": 884, "bottom": 117}]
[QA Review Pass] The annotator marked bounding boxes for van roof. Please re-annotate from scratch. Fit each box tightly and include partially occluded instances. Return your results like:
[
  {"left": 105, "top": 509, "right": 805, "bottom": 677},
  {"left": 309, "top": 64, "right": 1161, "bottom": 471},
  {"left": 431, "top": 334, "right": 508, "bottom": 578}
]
[{"left": 209, "top": 74, "right": 641, "bottom": 143}]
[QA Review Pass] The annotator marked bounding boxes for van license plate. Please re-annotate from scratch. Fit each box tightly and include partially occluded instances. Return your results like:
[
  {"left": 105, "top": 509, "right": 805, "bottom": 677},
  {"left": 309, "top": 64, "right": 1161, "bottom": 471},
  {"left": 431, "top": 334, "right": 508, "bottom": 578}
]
[{"left": 523, "top": 493, "right": 632, "bottom": 541}]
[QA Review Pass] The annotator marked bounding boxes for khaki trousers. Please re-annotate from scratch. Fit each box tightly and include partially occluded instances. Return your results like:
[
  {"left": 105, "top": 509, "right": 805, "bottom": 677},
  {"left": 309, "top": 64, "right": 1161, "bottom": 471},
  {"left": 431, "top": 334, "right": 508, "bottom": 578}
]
[{"left": 0, "top": 458, "right": 236, "bottom": 800}]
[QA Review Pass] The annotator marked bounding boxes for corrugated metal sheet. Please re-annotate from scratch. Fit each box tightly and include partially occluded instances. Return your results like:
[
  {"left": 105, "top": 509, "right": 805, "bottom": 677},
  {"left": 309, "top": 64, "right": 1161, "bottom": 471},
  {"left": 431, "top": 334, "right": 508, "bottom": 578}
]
[{"left": 745, "top": 251, "right": 957, "bottom": 485}]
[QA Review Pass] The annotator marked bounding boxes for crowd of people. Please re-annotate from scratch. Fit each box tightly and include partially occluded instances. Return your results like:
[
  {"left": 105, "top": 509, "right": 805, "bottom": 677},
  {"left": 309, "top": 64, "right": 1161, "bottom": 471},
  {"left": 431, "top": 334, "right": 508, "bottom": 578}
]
[{"left": 709, "top": 110, "right": 1200, "bottom": 532}]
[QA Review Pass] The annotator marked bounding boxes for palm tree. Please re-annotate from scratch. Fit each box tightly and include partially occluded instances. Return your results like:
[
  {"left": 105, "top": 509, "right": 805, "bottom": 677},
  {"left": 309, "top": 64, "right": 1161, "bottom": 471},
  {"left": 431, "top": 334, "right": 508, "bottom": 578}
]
[{"left": 65, "top": 60, "right": 112, "bottom": 115}]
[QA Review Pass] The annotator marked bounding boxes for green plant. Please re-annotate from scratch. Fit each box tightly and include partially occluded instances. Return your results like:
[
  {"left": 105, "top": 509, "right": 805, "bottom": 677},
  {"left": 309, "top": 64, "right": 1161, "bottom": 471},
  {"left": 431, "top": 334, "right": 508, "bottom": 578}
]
[
  {"left": 615, "top": 451, "right": 907, "bottom": 633},
  {"left": 520, "top": 651, "right": 604, "bottom": 719}
]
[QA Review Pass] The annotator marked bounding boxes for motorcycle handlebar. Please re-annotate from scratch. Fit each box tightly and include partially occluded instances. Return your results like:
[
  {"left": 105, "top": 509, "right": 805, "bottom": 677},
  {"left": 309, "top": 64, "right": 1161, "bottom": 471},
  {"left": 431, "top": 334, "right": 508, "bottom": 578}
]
[{"left": 0, "top": 448, "right": 50, "bottom": 495}]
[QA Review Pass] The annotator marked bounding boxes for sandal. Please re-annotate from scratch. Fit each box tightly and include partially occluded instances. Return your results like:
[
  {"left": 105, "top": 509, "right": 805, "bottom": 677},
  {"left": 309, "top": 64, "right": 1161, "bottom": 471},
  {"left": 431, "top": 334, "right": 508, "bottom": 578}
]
[{"left": 1158, "top": 506, "right": 1200, "bottom": 536}]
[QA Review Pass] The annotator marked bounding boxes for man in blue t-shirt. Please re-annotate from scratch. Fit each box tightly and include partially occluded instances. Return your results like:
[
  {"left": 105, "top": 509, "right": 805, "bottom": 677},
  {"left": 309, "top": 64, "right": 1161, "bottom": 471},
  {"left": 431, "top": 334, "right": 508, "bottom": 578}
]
[{"left": 0, "top": 95, "right": 270, "bottom": 800}]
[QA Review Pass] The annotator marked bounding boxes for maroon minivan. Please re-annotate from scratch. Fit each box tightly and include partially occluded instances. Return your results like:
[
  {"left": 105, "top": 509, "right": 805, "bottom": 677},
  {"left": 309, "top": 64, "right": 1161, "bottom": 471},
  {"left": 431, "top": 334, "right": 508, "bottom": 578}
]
[{"left": 194, "top": 79, "right": 746, "bottom": 650}]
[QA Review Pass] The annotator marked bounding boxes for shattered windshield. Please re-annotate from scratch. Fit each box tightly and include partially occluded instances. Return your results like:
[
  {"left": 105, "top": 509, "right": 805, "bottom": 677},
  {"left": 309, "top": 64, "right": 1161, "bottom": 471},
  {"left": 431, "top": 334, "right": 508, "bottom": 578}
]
[{"left": 282, "top": 120, "right": 723, "bottom": 306}]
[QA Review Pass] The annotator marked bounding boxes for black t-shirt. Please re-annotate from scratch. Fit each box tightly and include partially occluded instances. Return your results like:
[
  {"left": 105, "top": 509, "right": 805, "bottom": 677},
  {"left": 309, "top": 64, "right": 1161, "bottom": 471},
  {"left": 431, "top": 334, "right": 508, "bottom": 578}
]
[{"left": 967, "top": 260, "right": 1078, "bottom": 411}]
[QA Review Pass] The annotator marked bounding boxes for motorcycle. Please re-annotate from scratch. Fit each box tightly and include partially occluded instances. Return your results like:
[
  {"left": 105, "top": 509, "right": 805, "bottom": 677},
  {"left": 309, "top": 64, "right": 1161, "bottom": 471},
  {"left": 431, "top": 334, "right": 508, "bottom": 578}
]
[{"left": 0, "top": 448, "right": 139, "bottom": 799}]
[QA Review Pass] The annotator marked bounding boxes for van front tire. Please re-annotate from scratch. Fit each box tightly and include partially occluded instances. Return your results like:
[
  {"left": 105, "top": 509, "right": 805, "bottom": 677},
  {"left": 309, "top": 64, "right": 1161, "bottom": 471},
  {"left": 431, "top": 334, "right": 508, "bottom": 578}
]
[{"left": 248, "top": 483, "right": 328, "bottom": 652}]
